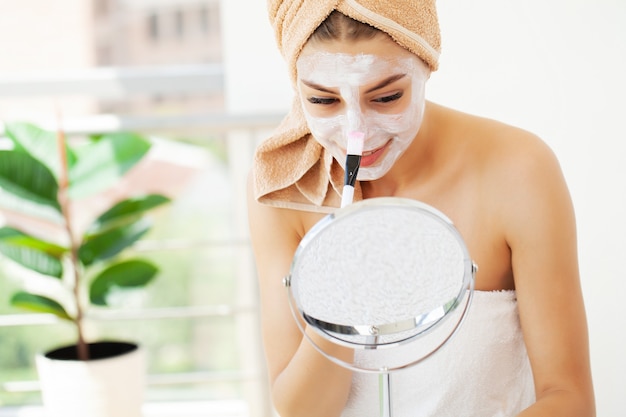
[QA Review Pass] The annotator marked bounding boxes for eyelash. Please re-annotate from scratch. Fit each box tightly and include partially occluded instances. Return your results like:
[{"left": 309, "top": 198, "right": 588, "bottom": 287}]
[
  {"left": 307, "top": 92, "right": 404, "bottom": 106},
  {"left": 374, "top": 92, "right": 403, "bottom": 103},
  {"left": 307, "top": 97, "right": 337, "bottom": 105}
]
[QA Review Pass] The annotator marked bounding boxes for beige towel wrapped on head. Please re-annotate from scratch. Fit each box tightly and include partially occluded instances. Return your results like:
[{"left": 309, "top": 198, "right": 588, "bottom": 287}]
[{"left": 253, "top": 0, "right": 441, "bottom": 212}]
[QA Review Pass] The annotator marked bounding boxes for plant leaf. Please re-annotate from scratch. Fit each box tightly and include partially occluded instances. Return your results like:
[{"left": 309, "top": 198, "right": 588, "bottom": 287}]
[
  {"left": 89, "top": 259, "right": 158, "bottom": 306},
  {"left": 10, "top": 292, "right": 72, "bottom": 320},
  {"left": 78, "top": 218, "right": 151, "bottom": 267},
  {"left": 89, "top": 194, "right": 170, "bottom": 233},
  {"left": 0, "top": 227, "right": 65, "bottom": 278},
  {"left": 67, "top": 132, "right": 152, "bottom": 199},
  {"left": 3, "top": 122, "right": 77, "bottom": 178},
  {"left": 0, "top": 151, "right": 61, "bottom": 212},
  {"left": 0, "top": 227, "right": 66, "bottom": 256}
]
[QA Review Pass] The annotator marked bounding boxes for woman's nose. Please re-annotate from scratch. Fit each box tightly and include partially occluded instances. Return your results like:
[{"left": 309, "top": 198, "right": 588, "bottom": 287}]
[{"left": 344, "top": 105, "right": 366, "bottom": 138}]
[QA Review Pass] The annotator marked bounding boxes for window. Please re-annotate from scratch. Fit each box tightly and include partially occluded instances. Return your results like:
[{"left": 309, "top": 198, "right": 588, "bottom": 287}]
[
  {"left": 148, "top": 12, "right": 159, "bottom": 41},
  {"left": 199, "top": 5, "right": 209, "bottom": 34},
  {"left": 175, "top": 9, "right": 185, "bottom": 38}
]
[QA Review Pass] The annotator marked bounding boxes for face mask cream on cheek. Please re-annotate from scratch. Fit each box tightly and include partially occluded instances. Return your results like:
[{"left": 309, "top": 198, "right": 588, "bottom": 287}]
[
  {"left": 297, "top": 52, "right": 430, "bottom": 180},
  {"left": 357, "top": 76, "right": 427, "bottom": 180}
]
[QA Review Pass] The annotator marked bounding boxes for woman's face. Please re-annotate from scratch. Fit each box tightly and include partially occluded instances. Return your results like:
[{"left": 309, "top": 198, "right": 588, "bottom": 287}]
[{"left": 296, "top": 35, "right": 430, "bottom": 180}]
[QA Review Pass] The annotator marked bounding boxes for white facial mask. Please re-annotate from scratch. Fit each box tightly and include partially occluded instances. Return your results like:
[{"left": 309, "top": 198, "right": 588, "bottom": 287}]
[{"left": 297, "top": 52, "right": 430, "bottom": 180}]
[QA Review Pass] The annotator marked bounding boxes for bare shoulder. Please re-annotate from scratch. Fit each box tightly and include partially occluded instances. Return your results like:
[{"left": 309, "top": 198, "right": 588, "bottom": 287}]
[
  {"left": 434, "top": 104, "right": 567, "bottom": 212},
  {"left": 246, "top": 173, "right": 323, "bottom": 242},
  {"left": 246, "top": 172, "right": 304, "bottom": 250},
  {"left": 464, "top": 112, "right": 569, "bottom": 226},
  {"left": 437, "top": 103, "right": 559, "bottom": 175},
  {"left": 437, "top": 104, "right": 576, "bottom": 271},
  {"left": 246, "top": 172, "right": 326, "bottom": 286},
  {"left": 423, "top": 104, "right": 574, "bottom": 291}
]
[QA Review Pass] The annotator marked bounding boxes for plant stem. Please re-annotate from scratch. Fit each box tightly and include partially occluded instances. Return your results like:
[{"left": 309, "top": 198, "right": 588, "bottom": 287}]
[{"left": 56, "top": 115, "right": 89, "bottom": 361}]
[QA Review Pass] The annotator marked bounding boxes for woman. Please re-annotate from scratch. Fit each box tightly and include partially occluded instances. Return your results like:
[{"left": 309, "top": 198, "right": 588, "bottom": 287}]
[{"left": 247, "top": 1, "right": 595, "bottom": 416}]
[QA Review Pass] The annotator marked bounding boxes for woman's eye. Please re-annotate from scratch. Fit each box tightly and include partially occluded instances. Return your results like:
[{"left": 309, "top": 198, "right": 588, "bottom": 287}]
[
  {"left": 374, "top": 92, "right": 403, "bottom": 103},
  {"left": 307, "top": 96, "right": 338, "bottom": 105}
]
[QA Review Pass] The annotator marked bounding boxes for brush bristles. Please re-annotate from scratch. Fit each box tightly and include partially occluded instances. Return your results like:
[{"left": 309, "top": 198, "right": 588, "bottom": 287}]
[{"left": 347, "top": 131, "right": 364, "bottom": 155}]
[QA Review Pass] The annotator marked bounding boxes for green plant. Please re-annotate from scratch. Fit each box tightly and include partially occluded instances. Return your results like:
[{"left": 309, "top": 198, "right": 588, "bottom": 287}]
[{"left": 0, "top": 122, "right": 170, "bottom": 361}]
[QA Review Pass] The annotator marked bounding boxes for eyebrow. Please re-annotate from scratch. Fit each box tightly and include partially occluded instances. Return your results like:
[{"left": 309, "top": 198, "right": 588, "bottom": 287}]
[
  {"left": 365, "top": 73, "right": 407, "bottom": 94},
  {"left": 301, "top": 73, "right": 407, "bottom": 94},
  {"left": 300, "top": 80, "right": 336, "bottom": 94}
]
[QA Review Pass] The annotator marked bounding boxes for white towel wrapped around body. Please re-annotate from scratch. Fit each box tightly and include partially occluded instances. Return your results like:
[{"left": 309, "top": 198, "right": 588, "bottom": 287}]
[{"left": 342, "top": 290, "right": 536, "bottom": 417}]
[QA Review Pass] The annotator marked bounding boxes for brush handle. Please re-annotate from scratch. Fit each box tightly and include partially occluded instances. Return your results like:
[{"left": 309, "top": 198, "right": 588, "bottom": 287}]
[{"left": 341, "top": 185, "right": 355, "bottom": 208}]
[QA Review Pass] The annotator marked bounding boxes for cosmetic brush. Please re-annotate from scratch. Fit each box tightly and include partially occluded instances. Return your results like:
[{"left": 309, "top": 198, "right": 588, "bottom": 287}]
[{"left": 341, "top": 131, "right": 365, "bottom": 208}]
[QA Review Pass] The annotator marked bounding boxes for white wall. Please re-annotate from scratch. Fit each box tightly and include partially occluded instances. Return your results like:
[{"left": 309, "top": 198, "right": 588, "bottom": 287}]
[
  {"left": 222, "top": 1, "right": 626, "bottom": 415},
  {"left": 220, "top": 0, "right": 291, "bottom": 114}
]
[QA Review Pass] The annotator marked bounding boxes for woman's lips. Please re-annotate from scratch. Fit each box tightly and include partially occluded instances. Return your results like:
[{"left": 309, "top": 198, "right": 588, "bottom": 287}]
[{"left": 360, "top": 140, "right": 391, "bottom": 167}]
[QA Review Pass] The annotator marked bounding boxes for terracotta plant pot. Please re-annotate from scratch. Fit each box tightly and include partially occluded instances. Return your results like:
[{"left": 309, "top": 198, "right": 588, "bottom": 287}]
[{"left": 36, "top": 341, "right": 145, "bottom": 417}]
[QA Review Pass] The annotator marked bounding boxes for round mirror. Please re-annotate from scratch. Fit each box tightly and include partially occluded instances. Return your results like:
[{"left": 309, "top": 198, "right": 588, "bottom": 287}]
[{"left": 285, "top": 197, "right": 476, "bottom": 373}]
